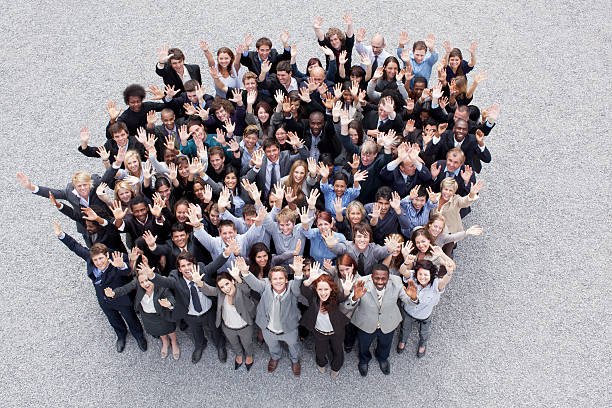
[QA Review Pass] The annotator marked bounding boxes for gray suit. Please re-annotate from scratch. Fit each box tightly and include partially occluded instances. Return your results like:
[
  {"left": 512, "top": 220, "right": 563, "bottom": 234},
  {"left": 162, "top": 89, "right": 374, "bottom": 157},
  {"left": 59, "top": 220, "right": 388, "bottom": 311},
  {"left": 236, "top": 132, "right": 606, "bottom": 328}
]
[
  {"left": 243, "top": 272, "right": 303, "bottom": 362},
  {"left": 244, "top": 146, "right": 310, "bottom": 195},
  {"left": 345, "top": 274, "right": 417, "bottom": 334}
]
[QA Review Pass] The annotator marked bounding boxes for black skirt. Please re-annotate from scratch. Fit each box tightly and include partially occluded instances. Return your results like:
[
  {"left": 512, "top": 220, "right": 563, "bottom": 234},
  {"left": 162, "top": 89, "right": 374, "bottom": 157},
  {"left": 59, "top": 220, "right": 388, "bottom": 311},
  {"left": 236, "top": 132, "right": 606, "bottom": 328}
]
[{"left": 141, "top": 312, "right": 176, "bottom": 337}]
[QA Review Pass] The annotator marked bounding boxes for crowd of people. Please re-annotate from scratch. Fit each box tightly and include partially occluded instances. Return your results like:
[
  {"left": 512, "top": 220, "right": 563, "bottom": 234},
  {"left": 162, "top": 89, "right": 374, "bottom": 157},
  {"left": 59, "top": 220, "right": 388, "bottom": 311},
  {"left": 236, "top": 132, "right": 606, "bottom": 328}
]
[{"left": 17, "top": 14, "right": 498, "bottom": 378}]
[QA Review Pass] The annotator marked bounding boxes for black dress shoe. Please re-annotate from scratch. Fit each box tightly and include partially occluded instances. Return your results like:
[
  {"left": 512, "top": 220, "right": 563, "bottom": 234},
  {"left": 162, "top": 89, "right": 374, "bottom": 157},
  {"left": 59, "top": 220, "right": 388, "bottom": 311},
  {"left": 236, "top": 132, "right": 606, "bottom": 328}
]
[
  {"left": 217, "top": 347, "right": 227, "bottom": 362},
  {"left": 234, "top": 359, "right": 243, "bottom": 370},
  {"left": 358, "top": 363, "right": 368, "bottom": 377},
  {"left": 245, "top": 361, "right": 254, "bottom": 371},
  {"left": 379, "top": 359, "right": 390, "bottom": 375},
  {"left": 137, "top": 338, "right": 148, "bottom": 352},
  {"left": 116, "top": 337, "right": 126, "bottom": 353},
  {"left": 344, "top": 345, "right": 353, "bottom": 353},
  {"left": 191, "top": 348, "right": 203, "bottom": 364}
]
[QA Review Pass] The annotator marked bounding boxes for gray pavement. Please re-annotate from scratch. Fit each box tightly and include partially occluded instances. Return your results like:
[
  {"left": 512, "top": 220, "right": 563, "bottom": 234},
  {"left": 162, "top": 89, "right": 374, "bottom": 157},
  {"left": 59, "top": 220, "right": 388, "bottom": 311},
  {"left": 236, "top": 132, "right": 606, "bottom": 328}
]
[{"left": 1, "top": 1, "right": 610, "bottom": 406}]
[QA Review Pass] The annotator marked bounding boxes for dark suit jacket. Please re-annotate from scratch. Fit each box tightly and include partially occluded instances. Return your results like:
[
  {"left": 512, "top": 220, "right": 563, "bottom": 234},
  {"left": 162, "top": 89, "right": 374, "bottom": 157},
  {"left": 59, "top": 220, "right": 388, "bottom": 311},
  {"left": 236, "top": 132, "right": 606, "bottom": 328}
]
[
  {"left": 290, "top": 117, "right": 342, "bottom": 160},
  {"left": 362, "top": 109, "right": 405, "bottom": 135},
  {"left": 105, "top": 102, "right": 168, "bottom": 138},
  {"left": 436, "top": 131, "right": 492, "bottom": 172},
  {"left": 155, "top": 63, "right": 202, "bottom": 93},
  {"left": 149, "top": 254, "right": 229, "bottom": 319},
  {"left": 35, "top": 167, "right": 116, "bottom": 236},
  {"left": 299, "top": 284, "right": 349, "bottom": 336},
  {"left": 78, "top": 135, "right": 147, "bottom": 164},
  {"left": 430, "top": 159, "right": 475, "bottom": 197},
  {"left": 151, "top": 234, "right": 212, "bottom": 275},
  {"left": 240, "top": 49, "right": 291, "bottom": 76},
  {"left": 199, "top": 281, "right": 256, "bottom": 328},
  {"left": 165, "top": 93, "right": 214, "bottom": 119},
  {"left": 113, "top": 277, "right": 176, "bottom": 321},
  {"left": 59, "top": 202, "right": 126, "bottom": 252},
  {"left": 59, "top": 233, "right": 132, "bottom": 307},
  {"left": 379, "top": 163, "right": 433, "bottom": 197}
]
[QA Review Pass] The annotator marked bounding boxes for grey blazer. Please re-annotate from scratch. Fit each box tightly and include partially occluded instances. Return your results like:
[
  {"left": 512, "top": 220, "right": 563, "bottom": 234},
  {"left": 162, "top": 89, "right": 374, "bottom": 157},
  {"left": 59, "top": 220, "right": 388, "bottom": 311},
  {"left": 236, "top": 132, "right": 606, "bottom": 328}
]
[
  {"left": 242, "top": 272, "right": 303, "bottom": 333},
  {"left": 344, "top": 274, "right": 417, "bottom": 334},
  {"left": 198, "top": 281, "right": 256, "bottom": 328},
  {"left": 244, "top": 146, "right": 310, "bottom": 193}
]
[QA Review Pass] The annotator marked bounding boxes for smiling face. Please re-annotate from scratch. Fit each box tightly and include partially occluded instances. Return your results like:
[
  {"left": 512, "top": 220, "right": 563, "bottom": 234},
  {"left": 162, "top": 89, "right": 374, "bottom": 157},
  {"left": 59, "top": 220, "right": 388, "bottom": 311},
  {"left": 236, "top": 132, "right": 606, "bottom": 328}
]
[
  {"left": 171, "top": 230, "right": 188, "bottom": 248},
  {"left": 412, "top": 195, "right": 426, "bottom": 211},
  {"left": 209, "top": 209, "right": 220, "bottom": 226},
  {"left": 333, "top": 179, "right": 347, "bottom": 198},
  {"left": 175, "top": 204, "right": 189, "bottom": 223},
  {"left": 178, "top": 162, "right": 189, "bottom": 179},
  {"left": 413, "top": 47, "right": 426, "bottom": 64},
  {"left": 329, "top": 34, "right": 341, "bottom": 50},
  {"left": 161, "top": 111, "right": 175, "bottom": 130},
  {"left": 449, "top": 56, "right": 461, "bottom": 71},
  {"left": 178, "top": 259, "right": 194, "bottom": 280},
  {"left": 219, "top": 225, "right": 236, "bottom": 245},
  {"left": 264, "top": 145, "right": 280, "bottom": 163},
  {"left": 217, "top": 278, "right": 236, "bottom": 296},
  {"left": 338, "top": 264, "right": 354, "bottom": 279},
  {"left": 416, "top": 267, "right": 432, "bottom": 287},
  {"left": 441, "top": 186, "right": 455, "bottom": 201},
  {"left": 354, "top": 231, "right": 370, "bottom": 251},
  {"left": 316, "top": 281, "right": 332, "bottom": 301},
  {"left": 446, "top": 152, "right": 462, "bottom": 173},
  {"left": 376, "top": 198, "right": 390, "bottom": 217},
  {"left": 112, "top": 129, "right": 129, "bottom": 148},
  {"left": 127, "top": 96, "right": 142, "bottom": 112},
  {"left": 255, "top": 250, "right": 269, "bottom": 268},
  {"left": 91, "top": 252, "right": 110, "bottom": 270},
  {"left": 414, "top": 235, "right": 431, "bottom": 253},
  {"left": 131, "top": 202, "right": 148, "bottom": 223},
  {"left": 157, "top": 183, "right": 171, "bottom": 202},
  {"left": 275, "top": 128, "right": 288, "bottom": 144},
  {"left": 429, "top": 219, "right": 445, "bottom": 238},
  {"left": 243, "top": 133, "right": 258, "bottom": 150},
  {"left": 317, "top": 218, "right": 332, "bottom": 235},
  {"left": 170, "top": 58, "right": 184, "bottom": 73},
  {"left": 453, "top": 121, "right": 469, "bottom": 143},
  {"left": 384, "top": 61, "right": 399, "bottom": 81},
  {"left": 74, "top": 182, "right": 91, "bottom": 199},
  {"left": 138, "top": 273, "right": 153, "bottom": 292},
  {"left": 257, "top": 45, "right": 271, "bottom": 61},
  {"left": 215, "top": 107, "right": 228, "bottom": 122},
  {"left": 224, "top": 172, "right": 238, "bottom": 190},
  {"left": 209, "top": 153, "right": 225, "bottom": 172},
  {"left": 257, "top": 107, "right": 269, "bottom": 124},
  {"left": 276, "top": 70, "right": 291, "bottom": 86},
  {"left": 292, "top": 165, "right": 306, "bottom": 184},
  {"left": 372, "top": 269, "right": 389, "bottom": 290},
  {"left": 244, "top": 78, "right": 257, "bottom": 93},
  {"left": 347, "top": 208, "right": 363, "bottom": 225},
  {"left": 218, "top": 52, "right": 231, "bottom": 69},
  {"left": 269, "top": 269, "right": 288, "bottom": 294},
  {"left": 361, "top": 150, "right": 375, "bottom": 167}
]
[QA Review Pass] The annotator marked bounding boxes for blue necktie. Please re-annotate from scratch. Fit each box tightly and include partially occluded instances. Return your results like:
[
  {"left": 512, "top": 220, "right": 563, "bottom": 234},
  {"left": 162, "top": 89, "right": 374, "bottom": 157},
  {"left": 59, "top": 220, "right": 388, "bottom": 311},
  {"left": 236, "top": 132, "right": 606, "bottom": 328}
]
[{"left": 189, "top": 281, "right": 203, "bottom": 313}]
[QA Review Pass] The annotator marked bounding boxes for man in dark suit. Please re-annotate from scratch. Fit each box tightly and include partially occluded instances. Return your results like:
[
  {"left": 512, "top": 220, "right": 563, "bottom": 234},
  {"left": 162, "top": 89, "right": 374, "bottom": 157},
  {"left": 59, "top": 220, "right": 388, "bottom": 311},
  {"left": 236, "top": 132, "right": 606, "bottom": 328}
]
[
  {"left": 149, "top": 251, "right": 231, "bottom": 364},
  {"left": 244, "top": 138, "right": 309, "bottom": 198},
  {"left": 430, "top": 147, "right": 476, "bottom": 196},
  {"left": 379, "top": 143, "right": 432, "bottom": 198},
  {"left": 112, "top": 196, "right": 170, "bottom": 245},
  {"left": 144, "top": 223, "right": 211, "bottom": 277},
  {"left": 152, "top": 108, "right": 186, "bottom": 161},
  {"left": 256, "top": 60, "right": 303, "bottom": 98},
  {"left": 155, "top": 45, "right": 202, "bottom": 95},
  {"left": 17, "top": 169, "right": 115, "bottom": 243},
  {"left": 292, "top": 112, "right": 342, "bottom": 161},
  {"left": 435, "top": 119, "right": 492, "bottom": 172},
  {"left": 162, "top": 80, "right": 214, "bottom": 120},
  {"left": 79, "top": 122, "right": 147, "bottom": 163},
  {"left": 53, "top": 221, "right": 147, "bottom": 353},
  {"left": 240, "top": 33, "right": 291, "bottom": 76},
  {"left": 362, "top": 97, "right": 405, "bottom": 137}
]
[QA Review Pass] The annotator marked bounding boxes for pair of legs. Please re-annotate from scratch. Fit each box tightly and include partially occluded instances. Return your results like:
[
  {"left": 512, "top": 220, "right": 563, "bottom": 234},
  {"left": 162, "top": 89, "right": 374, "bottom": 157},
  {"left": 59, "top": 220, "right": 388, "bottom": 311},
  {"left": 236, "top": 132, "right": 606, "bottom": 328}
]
[
  {"left": 223, "top": 324, "right": 254, "bottom": 365},
  {"left": 100, "top": 302, "right": 145, "bottom": 344},
  {"left": 313, "top": 330, "right": 344, "bottom": 372},
  {"left": 262, "top": 327, "right": 301, "bottom": 363},
  {"left": 398, "top": 309, "right": 432, "bottom": 353},
  {"left": 357, "top": 327, "right": 395, "bottom": 364},
  {"left": 160, "top": 332, "right": 179, "bottom": 356},
  {"left": 184, "top": 309, "right": 225, "bottom": 351}
]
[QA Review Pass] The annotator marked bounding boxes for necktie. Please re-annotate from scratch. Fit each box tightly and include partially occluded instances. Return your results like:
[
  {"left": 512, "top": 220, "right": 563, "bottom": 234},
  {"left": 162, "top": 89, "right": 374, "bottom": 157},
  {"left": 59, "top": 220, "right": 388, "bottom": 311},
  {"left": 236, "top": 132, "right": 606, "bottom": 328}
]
[
  {"left": 377, "top": 292, "right": 383, "bottom": 307},
  {"left": 269, "top": 162, "right": 278, "bottom": 192},
  {"left": 371, "top": 55, "right": 379, "bottom": 72},
  {"left": 189, "top": 281, "right": 203, "bottom": 313},
  {"left": 268, "top": 294, "right": 283, "bottom": 333},
  {"left": 357, "top": 253, "right": 365, "bottom": 276}
]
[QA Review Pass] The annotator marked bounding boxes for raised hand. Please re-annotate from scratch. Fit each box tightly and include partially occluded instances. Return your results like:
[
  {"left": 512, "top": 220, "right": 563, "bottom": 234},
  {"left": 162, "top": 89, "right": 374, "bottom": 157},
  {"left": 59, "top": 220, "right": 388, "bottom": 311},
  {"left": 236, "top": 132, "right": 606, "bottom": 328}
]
[
  {"left": 96, "top": 145, "right": 110, "bottom": 162},
  {"left": 168, "top": 162, "right": 178, "bottom": 182},
  {"left": 79, "top": 125, "right": 91, "bottom": 146},
  {"left": 289, "top": 255, "right": 304, "bottom": 277},
  {"left": 293, "top": 239, "right": 302, "bottom": 256},
  {"left": 287, "top": 131, "right": 304, "bottom": 148},
  {"left": 359, "top": 52, "right": 371, "bottom": 66},
  {"left": 372, "top": 66, "right": 384, "bottom": 81},
  {"left": 333, "top": 83, "right": 343, "bottom": 99},
  {"left": 426, "top": 186, "right": 440, "bottom": 203},
  {"left": 321, "top": 230, "right": 339, "bottom": 248},
  {"left": 408, "top": 185, "right": 420, "bottom": 201},
  {"left": 390, "top": 191, "right": 401, "bottom": 213},
  {"left": 486, "top": 103, "right": 500, "bottom": 123},
  {"left": 96, "top": 182, "right": 108, "bottom": 198},
  {"left": 470, "top": 179, "right": 485, "bottom": 196},
  {"left": 111, "top": 200, "right": 128, "bottom": 221},
  {"left": 317, "top": 161, "right": 330, "bottom": 180},
  {"left": 224, "top": 237, "right": 241, "bottom": 257},
  {"left": 425, "top": 33, "right": 435, "bottom": 50},
  {"left": 460, "top": 165, "right": 473, "bottom": 185},
  {"left": 355, "top": 28, "right": 366, "bottom": 43},
  {"left": 312, "top": 16, "right": 323, "bottom": 29},
  {"left": 147, "top": 85, "right": 165, "bottom": 101},
  {"left": 186, "top": 204, "right": 204, "bottom": 228},
  {"left": 333, "top": 197, "right": 345, "bottom": 217},
  {"left": 466, "top": 225, "right": 483, "bottom": 236},
  {"left": 468, "top": 41, "right": 478, "bottom": 54},
  {"left": 353, "top": 169, "right": 368, "bottom": 183},
  {"left": 82, "top": 207, "right": 100, "bottom": 222},
  {"left": 341, "top": 269, "right": 355, "bottom": 295},
  {"left": 164, "top": 84, "right": 178, "bottom": 100},
  {"left": 110, "top": 251, "right": 126, "bottom": 268},
  {"left": 474, "top": 70, "right": 487, "bottom": 85},
  {"left": 371, "top": 202, "right": 381, "bottom": 219},
  {"left": 53, "top": 220, "right": 62, "bottom": 237},
  {"left": 280, "top": 30, "right": 290, "bottom": 46},
  {"left": 158, "top": 43, "right": 172, "bottom": 64},
  {"left": 244, "top": 33, "right": 254, "bottom": 49},
  {"left": 284, "top": 186, "right": 297, "bottom": 204},
  {"left": 323, "top": 258, "right": 333, "bottom": 272},
  {"left": 251, "top": 148, "right": 264, "bottom": 168},
  {"left": 398, "top": 30, "right": 410, "bottom": 48},
  {"left": 149, "top": 200, "right": 164, "bottom": 219},
  {"left": 342, "top": 13, "right": 353, "bottom": 27},
  {"left": 254, "top": 206, "right": 268, "bottom": 226},
  {"left": 352, "top": 280, "right": 367, "bottom": 300},
  {"left": 430, "top": 162, "right": 442, "bottom": 179},
  {"left": 106, "top": 101, "right": 122, "bottom": 122},
  {"left": 338, "top": 50, "right": 347, "bottom": 64},
  {"left": 202, "top": 184, "right": 213, "bottom": 203},
  {"left": 104, "top": 287, "right": 115, "bottom": 298},
  {"left": 158, "top": 298, "right": 172, "bottom": 308},
  {"left": 475, "top": 129, "right": 486, "bottom": 146},
  {"left": 261, "top": 59, "right": 272, "bottom": 74},
  {"left": 142, "top": 230, "right": 157, "bottom": 248},
  {"left": 306, "top": 188, "right": 320, "bottom": 208},
  {"left": 246, "top": 90, "right": 257, "bottom": 106},
  {"left": 404, "top": 279, "right": 418, "bottom": 300},
  {"left": 309, "top": 261, "right": 323, "bottom": 282},
  {"left": 298, "top": 206, "right": 313, "bottom": 226},
  {"left": 218, "top": 187, "right": 231, "bottom": 210},
  {"left": 191, "top": 264, "right": 203, "bottom": 284},
  {"left": 320, "top": 45, "right": 334, "bottom": 57},
  {"left": 401, "top": 241, "right": 416, "bottom": 264},
  {"left": 384, "top": 234, "right": 401, "bottom": 253}
]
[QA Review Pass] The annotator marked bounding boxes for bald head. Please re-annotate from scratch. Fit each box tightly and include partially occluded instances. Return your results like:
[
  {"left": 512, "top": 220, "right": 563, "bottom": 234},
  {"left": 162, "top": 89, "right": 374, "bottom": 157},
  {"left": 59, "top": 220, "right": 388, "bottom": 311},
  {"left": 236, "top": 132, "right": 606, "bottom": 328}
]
[{"left": 371, "top": 34, "right": 386, "bottom": 55}]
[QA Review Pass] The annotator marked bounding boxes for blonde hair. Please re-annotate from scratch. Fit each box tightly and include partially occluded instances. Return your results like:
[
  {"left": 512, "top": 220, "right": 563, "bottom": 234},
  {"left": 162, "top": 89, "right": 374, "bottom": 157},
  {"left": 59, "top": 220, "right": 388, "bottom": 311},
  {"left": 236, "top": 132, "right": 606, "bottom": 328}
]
[
  {"left": 114, "top": 180, "right": 135, "bottom": 202},
  {"left": 277, "top": 207, "right": 297, "bottom": 224},
  {"left": 361, "top": 140, "right": 378, "bottom": 155},
  {"left": 72, "top": 171, "right": 93, "bottom": 187},
  {"left": 440, "top": 177, "right": 458, "bottom": 193},
  {"left": 124, "top": 150, "right": 142, "bottom": 176}
]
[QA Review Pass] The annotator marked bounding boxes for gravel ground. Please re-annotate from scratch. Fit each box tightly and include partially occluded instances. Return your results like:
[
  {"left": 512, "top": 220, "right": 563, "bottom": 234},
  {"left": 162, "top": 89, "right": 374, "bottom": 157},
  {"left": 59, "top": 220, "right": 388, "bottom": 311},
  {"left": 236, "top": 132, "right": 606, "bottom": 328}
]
[{"left": 1, "top": 1, "right": 610, "bottom": 407}]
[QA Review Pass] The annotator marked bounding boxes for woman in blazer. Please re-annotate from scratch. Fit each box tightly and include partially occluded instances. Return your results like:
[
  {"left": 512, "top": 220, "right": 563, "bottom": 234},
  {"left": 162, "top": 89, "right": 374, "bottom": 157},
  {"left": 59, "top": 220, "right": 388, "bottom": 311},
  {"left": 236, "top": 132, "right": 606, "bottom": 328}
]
[
  {"left": 105, "top": 270, "right": 179, "bottom": 359},
  {"left": 299, "top": 264, "right": 354, "bottom": 378},
  {"left": 193, "top": 259, "right": 257, "bottom": 371}
]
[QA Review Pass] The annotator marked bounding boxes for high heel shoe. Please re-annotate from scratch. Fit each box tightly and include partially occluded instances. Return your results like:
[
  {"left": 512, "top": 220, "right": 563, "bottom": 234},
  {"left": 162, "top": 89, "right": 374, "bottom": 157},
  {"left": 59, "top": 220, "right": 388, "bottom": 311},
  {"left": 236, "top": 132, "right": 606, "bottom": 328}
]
[
  {"left": 245, "top": 361, "right": 254, "bottom": 371},
  {"left": 234, "top": 359, "right": 244, "bottom": 370},
  {"left": 172, "top": 344, "right": 180, "bottom": 360}
]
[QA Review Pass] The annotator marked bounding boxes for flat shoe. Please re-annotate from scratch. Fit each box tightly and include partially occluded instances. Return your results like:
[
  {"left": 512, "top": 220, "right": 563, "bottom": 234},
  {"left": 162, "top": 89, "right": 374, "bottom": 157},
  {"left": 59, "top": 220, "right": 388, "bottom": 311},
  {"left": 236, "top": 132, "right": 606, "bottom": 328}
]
[
  {"left": 161, "top": 348, "right": 168, "bottom": 359},
  {"left": 172, "top": 348, "right": 180, "bottom": 360},
  {"left": 317, "top": 365, "right": 326, "bottom": 374}
]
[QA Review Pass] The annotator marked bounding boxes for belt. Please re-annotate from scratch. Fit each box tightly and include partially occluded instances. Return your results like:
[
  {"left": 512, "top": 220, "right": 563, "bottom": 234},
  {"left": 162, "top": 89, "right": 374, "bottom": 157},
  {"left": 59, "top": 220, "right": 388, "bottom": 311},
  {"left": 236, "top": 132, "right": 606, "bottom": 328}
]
[{"left": 223, "top": 322, "right": 248, "bottom": 330}]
